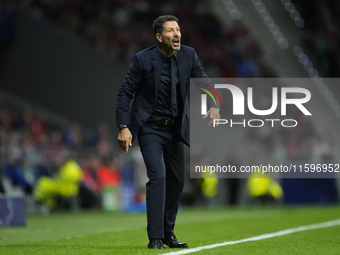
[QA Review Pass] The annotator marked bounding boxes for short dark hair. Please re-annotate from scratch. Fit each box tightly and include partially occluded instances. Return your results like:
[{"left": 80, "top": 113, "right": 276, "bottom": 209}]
[{"left": 152, "top": 15, "right": 179, "bottom": 35}]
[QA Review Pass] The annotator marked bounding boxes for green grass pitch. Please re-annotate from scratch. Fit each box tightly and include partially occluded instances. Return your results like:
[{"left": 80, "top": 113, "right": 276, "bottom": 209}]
[{"left": 1, "top": 206, "right": 339, "bottom": 254}]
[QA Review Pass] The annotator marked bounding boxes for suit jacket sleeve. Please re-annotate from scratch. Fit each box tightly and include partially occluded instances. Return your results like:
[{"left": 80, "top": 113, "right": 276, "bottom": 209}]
[
  {"left": 190, "top": 49, "right": 209, "bottom": 79},
  {"left": 116, "top": 54, "right": 143, "bottom": 126},
  {"left": 190, "top": 49, "right": 220, "bottom": 111}
]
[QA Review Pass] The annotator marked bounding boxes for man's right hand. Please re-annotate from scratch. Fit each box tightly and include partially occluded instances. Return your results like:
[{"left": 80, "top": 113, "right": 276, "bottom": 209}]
[{"left": 117, "top": 128, "right": 132, "bottom": 153}]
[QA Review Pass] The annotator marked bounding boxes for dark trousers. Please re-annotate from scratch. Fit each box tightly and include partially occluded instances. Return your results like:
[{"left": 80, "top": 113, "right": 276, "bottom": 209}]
[{"left": 138, "top": 123, "right": 185, "bottom": 240}]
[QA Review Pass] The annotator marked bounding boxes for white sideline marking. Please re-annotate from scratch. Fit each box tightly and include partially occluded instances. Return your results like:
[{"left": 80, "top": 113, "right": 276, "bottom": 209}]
[{"left": 161, "top": 219, "right": 340, "bottom": 255}]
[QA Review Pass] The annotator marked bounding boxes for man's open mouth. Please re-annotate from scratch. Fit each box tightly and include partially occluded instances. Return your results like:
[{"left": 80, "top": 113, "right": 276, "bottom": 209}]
[{"left": 173, "top": 38, "right": 180, "bottom": 47}]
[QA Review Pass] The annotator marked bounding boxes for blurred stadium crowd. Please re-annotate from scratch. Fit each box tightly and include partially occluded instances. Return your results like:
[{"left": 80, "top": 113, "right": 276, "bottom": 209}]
[
  {"left": 0, "top": 0, "right": 339, "bottom": 210},
  {"left": 0, "top": 100, "right": 125, "bottom": 209},
  {"left": 1, "top": 0, "right": 276, "bottom": 76},
  {"left": 293, "top": 0, "right": 340, "bottom": 77}
]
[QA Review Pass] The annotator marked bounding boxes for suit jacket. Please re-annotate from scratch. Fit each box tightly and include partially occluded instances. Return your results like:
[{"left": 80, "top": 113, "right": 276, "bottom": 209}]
[{"left": 116, "top": 44, "right": 217, "bottom": 146}]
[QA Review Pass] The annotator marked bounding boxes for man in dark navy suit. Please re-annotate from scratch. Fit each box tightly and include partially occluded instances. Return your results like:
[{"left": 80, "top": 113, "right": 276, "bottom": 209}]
[{"left": 116, "top": 15, "right": 220, "bottom": 249}]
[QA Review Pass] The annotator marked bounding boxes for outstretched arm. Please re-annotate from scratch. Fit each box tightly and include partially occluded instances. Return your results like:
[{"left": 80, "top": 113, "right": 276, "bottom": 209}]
[{"left": 191, "top": 49, "right": 221, "bottom": 125}]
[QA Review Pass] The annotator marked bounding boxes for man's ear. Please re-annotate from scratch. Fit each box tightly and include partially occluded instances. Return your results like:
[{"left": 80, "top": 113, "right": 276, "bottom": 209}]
[{"left": 156, "top": 33, "right": 162, "bottom": 43}]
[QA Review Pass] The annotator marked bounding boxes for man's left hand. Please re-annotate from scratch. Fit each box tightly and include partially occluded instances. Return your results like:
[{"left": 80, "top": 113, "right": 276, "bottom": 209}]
[{"left": 202, "top": 108, "right": 220, "bottom": 126}]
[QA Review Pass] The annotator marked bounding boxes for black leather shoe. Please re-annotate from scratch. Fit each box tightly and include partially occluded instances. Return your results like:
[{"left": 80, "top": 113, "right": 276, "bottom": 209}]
[
  {"left": 148, "top": 239, "right": 166, "bottom": 249},
  {"left": 163, "top": 235, "right": 189, "bottom": 248}
]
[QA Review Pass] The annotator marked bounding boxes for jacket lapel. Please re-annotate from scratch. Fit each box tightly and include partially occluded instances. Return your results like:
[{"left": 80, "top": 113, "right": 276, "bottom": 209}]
[
  {"left": 152, "top": 48, "right": 161, "bottom": 105},
  {"left": 177, "top": 50, "right": 186, "bottom": 103}
]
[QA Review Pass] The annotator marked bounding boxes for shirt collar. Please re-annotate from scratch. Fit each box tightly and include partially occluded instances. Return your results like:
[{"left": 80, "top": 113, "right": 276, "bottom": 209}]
[{"left": 157, "top": 46, "right": 177, "bottom": 62}]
